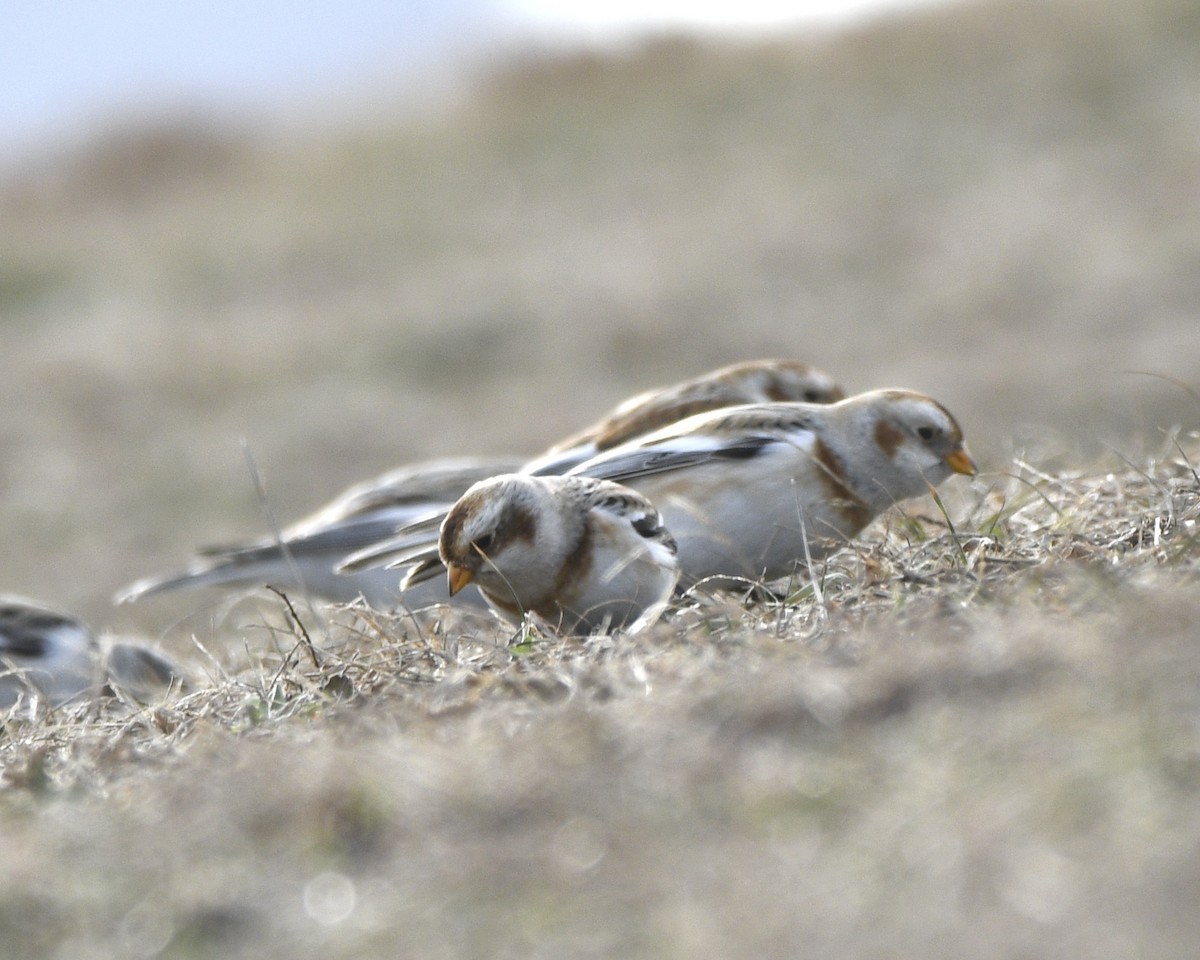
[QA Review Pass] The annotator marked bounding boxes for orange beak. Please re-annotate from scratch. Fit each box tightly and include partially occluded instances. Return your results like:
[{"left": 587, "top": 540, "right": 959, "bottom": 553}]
[
  {"left": 945, "top": 446, "right": 978, "bottom": 476},
  {"left": 446, "top": 563, "right": 475, "bottom": 596}
]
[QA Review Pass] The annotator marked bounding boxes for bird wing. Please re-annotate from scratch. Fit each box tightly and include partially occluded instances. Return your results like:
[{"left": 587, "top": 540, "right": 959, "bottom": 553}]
[{"left": 567, "top": 433, "right": 777, "bottom": 484}]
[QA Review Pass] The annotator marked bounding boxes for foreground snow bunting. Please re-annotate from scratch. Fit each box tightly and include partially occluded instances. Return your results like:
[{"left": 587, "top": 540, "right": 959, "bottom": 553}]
[
  {"left": 525, "top": 358, "right": 845, "bottom": 475},
  {"left": 346, "top": 390, "right": 975, "bottom": 591},
  {"left": 115, "top": 456, "right": 522, "bottom": 608},
  {"left": 0, "top": 596, "right": 181, "bottom": 708},
  {"left": 396, "top": 475, "right": 679, "bottom": 635}
]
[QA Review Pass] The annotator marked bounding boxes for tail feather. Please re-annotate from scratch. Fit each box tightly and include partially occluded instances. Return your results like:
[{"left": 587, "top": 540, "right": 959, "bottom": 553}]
[{"left": 113, "top": 558, "right": 273, "bottom": 604}]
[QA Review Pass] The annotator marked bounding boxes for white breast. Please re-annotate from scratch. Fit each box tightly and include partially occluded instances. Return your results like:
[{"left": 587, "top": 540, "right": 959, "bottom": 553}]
[{"left": 621, "top": 438, "right": 863, "bottom": 586}]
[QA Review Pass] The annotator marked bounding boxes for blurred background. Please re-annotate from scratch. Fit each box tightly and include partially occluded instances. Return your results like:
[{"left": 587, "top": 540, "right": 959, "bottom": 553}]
[{"left": 2, "top": 0, "right": 1198, "bottom": 634}]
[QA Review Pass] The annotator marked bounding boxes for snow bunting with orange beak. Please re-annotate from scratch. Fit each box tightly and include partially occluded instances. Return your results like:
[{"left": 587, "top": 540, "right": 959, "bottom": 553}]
[
  {"left": 565, "top": 388, "right": 977, "bottom": 587},
  {"left": 402, "top": 474, "right": 679, "bottom": 635}
]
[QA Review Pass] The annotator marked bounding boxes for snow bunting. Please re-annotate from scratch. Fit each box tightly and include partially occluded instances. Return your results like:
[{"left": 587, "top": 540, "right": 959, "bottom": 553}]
[
  {"left": 0, "top": 596, "right": 181, "bottom": 708},
  {"left": 565, "top": 388, "right": 977, "bottom": 586},
  {"left": 524, "top": 359, "right": 845, "bottom": 475},
  {"left": 106, "top": 640, "right": 184, "bottom": 703},
  {"left": 396, "top": 474, "right": 679, "bottom": 635},
  {"left": 346, "top": 390, "right": 976, "bottom": 591},
  {"left": 115, "top": 456, "right": 522, "bottom": 608}
]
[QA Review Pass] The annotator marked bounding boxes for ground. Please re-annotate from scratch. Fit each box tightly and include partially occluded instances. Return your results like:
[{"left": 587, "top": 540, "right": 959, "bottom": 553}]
[{"left": 1, "top": 0, "right": 1199, "bottom": 956}]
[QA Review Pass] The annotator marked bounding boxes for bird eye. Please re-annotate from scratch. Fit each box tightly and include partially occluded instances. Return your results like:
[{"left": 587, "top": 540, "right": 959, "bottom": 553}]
[
  {"left": 473, "top": 533, "right": 495, "bottom": 554},
  {"left": 803, "top": 390, "right": 823, "bottom": 402},
  {"left": 917, "top": 426, "right": 936, "bottom": 441}
]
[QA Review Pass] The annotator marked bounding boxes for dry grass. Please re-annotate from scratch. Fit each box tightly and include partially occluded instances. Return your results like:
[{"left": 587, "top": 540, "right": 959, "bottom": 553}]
[
  {"left": 2, "top": 0, "right": 1200, "bottom": 955},
  {"left": 3, "top": 437, "right": 1199, "bottom": 958}
]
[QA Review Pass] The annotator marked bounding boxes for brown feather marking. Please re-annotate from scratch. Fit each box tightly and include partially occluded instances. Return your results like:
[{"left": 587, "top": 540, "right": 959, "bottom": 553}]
[
  {"left": 813, "top": 438, "right": 874, "bottom": 534},
  {"left": 764, "top": 381, "right": 794, "bottom": 401},
  {"left": 483, "top": 589, "right": 525, "bottom": 619},
  {"left": 551, "top": 512, "right": 595, "bottom": 612},
  {"left": 504, "top": 504, "right": 538, "bottom": 545},
  {"left": 438, "top": 498, "right": 477, "bottom": 570},
  {"left": 873, "top": 418, "right": 905, "bottom": 459},
  {"left": 596, "top": 397, "right": 721, "bottom": 451}
]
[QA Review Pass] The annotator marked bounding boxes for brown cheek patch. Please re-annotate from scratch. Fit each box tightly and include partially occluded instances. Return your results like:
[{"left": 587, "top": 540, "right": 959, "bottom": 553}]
[
  {"left": 764, "top": 378, "right": 795, "bottom": 402},
  {"left": 873, "top": 419, "right": 905, "bottom": 459},
  {"left": 813, "top": 438, "right": 873, "bottom": 534},
  {"left": 505, "top": 504, "right": 538, "bottom": 545}
]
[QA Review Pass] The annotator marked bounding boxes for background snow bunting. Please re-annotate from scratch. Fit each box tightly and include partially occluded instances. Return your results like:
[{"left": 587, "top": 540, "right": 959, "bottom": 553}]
[
  {"left": 115, "top": 456, "right": 523, "bottom": 609},
  {"left": 0, "top": 596, "right": 182, "bottom": 708},
  {"left": 525, "top": 359, "right": 845, "bottom": 476}
]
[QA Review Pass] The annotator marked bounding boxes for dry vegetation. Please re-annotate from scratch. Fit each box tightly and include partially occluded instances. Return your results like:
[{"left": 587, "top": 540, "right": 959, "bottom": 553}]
[
  {"left": 2, "top": 0, "right": 1200, "bottom": 956},
  {"left": 3, "top": 443, "right": 1200, "bottom": 958}
]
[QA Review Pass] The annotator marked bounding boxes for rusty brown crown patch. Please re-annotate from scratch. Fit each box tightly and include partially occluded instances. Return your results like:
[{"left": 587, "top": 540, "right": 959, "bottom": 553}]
[{"left": 438, "top": 497, "right": 477, "bottom": 568}]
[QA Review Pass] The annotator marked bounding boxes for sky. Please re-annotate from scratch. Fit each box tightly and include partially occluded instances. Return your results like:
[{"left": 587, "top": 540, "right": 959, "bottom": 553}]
[
  {"left": 506, "top": 0, "right": 932, "bottom": 29},
  {"left": 2, "top": 0, "right": 937, "bottom": 157}
]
